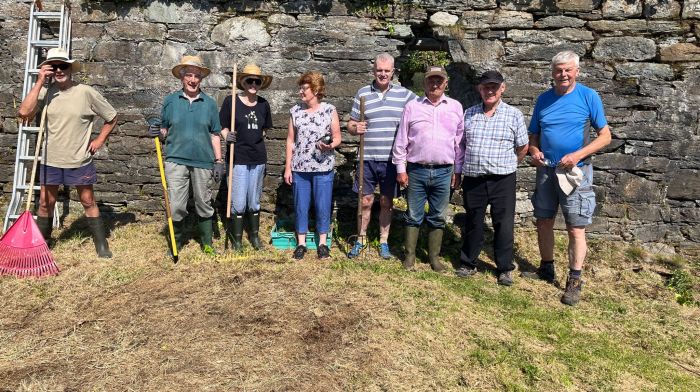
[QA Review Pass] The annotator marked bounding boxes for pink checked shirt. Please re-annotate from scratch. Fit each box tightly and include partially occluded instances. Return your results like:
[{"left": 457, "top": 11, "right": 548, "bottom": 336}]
[{"left": 392, "top": 95, "right": 465, "bottom": 174}]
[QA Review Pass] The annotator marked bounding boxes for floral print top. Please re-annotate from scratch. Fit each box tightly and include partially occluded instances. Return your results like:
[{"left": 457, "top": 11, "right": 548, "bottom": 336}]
[{"left": 290, "top": 102, "right": 336, "bottom": 172}]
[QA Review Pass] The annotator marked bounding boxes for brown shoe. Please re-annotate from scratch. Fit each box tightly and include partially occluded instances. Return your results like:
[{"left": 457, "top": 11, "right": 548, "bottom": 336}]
[{"left": 561, "top": 277, "right": 583, "bottom": 306}]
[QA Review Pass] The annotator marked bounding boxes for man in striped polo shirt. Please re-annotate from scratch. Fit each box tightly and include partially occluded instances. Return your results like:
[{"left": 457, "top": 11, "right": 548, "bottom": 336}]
[{"left": 347, "top": 53, "right": 417, "bottom": 259}]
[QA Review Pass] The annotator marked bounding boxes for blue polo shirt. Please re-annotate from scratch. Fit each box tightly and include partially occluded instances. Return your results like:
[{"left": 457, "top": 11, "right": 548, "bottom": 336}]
[
  {"left": 529, "top": 83, "right": 607, "bottom": 166},
  {"left": 161, "top": 90, "right": 221, "bottom": 169}
]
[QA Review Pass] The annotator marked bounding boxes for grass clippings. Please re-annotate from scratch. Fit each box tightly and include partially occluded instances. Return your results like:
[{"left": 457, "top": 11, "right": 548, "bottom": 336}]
[{"left": 1, "top": 218, "right": 699, "bottom": 391}]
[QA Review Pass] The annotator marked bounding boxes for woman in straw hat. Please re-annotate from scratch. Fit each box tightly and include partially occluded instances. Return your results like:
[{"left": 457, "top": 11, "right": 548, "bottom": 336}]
[
  {"left": 284, "top": 71, "right": 342, "bottom": 261},
  {"left": 219, "top": 64, "right": 273, "bottom": 251},
  {"left": 18, "top": 47, "right": 118, "bottom": 258},
  {"left": 148, "top": 55, "right": 223, "bottom": 255}
]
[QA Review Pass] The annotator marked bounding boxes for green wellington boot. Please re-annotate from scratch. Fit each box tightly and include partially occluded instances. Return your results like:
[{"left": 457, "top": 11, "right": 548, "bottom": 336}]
[
  {"left": 86, "top": 217, "right": 112, "bottom": 258},
  {"left": 227, "top": 214, "right": 244, "bottom": 251},
  {"left": 427, "top": 228, "right": 447, "bottom": 272},
  {"left": 198, "top": 216, "right": 215, "bottom": 255},
  {"left": 247, "top": 211, "right": 263, "bottom": 250},
  {"left": 36, "top": 216, "right": 53, "bottom": 244},
  {"left": 403, "top": 226, "right": 420, "bottom": 270}
]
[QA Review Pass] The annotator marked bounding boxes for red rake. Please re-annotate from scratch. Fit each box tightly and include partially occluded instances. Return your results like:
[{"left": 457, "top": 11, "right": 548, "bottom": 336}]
[
  {"left": 0, "top": 211, "right": 58, "bottom": 277},
  {"left": 0, "top": 103, "right": 59, "bottom": 278}
]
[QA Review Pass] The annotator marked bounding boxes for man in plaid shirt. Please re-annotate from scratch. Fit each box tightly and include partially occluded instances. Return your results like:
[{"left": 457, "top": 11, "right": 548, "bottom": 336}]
[{"left": 454, "top": 70, "right": 529, "bottom": 286}]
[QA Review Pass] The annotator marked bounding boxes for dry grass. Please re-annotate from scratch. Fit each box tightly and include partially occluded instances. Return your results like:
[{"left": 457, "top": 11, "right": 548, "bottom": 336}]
[{"left": 1, "top": 217, "right": 699, "bottom": 391}]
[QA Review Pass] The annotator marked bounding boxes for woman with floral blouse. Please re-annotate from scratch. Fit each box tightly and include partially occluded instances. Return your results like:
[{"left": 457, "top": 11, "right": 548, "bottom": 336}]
[{"left": 284, "top": 71, "right": 342, "bottom": 260}]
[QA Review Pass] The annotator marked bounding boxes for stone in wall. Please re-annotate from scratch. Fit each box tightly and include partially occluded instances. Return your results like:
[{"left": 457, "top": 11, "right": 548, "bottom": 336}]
[
  {"left": 429, "top": 11, "right": 459, "bottom": 27},
  {"left": 210, "top": 17, "right": 272, "bottom": 51},
  {"left": 667, "top": 170, "right": 700, "bottom": 200},
  {"left": 556, "top": 0, "right": 599, "bottom": 12},
  {"left": 615, "top": 62, "right": 674, "bottom": 80},
  {"left": 592, "top": 37, "right": 656, "bottom": 61},
  {"left": 602, "top": 0, "right": 642, "bottom": 19},
  {"left": 534, "top": 16, "right": 586, "bottom": 29},
  {"left": 682, "top": 0, "right": 700, "bottom": 18},
  {"left": 145, "top": 1, "right": 214, "bottom": 24},
  {"left": 660, "top": 43, "right": 700, "bottom": 62},
  {"left": 643, "top": 0, "right": 682, "bottom": 19}
]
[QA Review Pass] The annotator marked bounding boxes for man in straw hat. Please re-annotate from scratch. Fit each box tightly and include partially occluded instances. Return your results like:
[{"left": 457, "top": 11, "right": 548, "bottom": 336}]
[
  {"left": 526, "top": 50, "right": 611, "bottom": 305},
  {"left": 148, "top": 55, "right": 223, "bottom": 255},
  {"left": 218, "top": 64, "right": 273, "bottom": 251},
  {"left": 346, "top": 53, "right": 416, "bottom": 260},
  {"left": 392, "top": 65, "right": 465, "bottom": 272},
  {"left": 18, "top": 47, "right": 118, "bottom": 258}
]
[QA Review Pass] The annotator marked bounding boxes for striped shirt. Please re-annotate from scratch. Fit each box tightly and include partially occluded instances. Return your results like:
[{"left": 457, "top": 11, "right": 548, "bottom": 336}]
[
  {"left": 350, "top": 82, "right": 416, "bottom": 161},
  {"left": 461, "top": 100, "right": 528, "bottom": 176}
]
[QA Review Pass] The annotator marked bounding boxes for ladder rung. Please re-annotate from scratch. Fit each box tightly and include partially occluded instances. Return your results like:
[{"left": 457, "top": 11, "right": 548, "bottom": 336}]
[
  {"left": 30, "top": 40, "right": 60, "bottom": 48},
  {"left": 7, "top": 214, "right": 21, "bottom": 220},
  {"left": 16, "top": 185, "right": 41, "bottom": 191},
  {"left": 19, "top": 155, "right": 43, "bottom": 161},
  {"left": 34, "top": 12, "right": 63, "bottom": 19}
]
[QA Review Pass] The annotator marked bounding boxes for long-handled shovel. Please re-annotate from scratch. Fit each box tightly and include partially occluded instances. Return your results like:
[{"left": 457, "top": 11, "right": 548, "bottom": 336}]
[
  {"left": 225, "top": 61, "right": 237, "bottom": 249},
  {"left": 0, "top": 104, "right": 59, "bottom": 278},
  {"left": 356, "top": 97, "right": 366, "bottom": 258},
  {"left": 149, "top": 117, "right": 178, "bottom": 263}
]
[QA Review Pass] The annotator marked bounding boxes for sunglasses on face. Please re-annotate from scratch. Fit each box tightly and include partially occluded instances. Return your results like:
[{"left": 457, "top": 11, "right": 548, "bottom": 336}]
[
  {"left": 245, "top": 78, "right": 262, "bottom": 86},
  {"left": 50, "top": 63, "right": 71, "bottom": 71}
]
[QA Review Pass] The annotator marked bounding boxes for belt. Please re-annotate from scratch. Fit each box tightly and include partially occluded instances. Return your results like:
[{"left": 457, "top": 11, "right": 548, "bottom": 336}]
[{"left": 408, "top": 162, "right": 452, "bottom": 169}]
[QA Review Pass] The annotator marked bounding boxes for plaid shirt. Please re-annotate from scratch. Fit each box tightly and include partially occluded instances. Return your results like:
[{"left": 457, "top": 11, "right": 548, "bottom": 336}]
[{"left": 461, "top": 100, "right": 528, "bottom": 176}]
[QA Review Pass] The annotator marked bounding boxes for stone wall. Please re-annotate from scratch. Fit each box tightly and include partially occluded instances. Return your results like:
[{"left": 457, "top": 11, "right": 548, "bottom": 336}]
[{"left": 0, "top": 0, "right": 698, "bottom": 254}]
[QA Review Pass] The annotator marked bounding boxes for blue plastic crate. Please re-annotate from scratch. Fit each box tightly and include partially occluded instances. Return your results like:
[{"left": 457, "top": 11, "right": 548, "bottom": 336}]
[{"left": 270, "top": 220, "right": 332, "bottom": 250}]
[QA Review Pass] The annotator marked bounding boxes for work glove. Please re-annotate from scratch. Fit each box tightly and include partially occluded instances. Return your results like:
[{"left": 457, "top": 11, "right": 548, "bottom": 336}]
[
  {"left": 147, "top": 117, "right": 161, "bottom": 137},
  {"left": 226, "top": 130, "right": 237, "bottom": 143},
  {"left": 213, "top": 161, "right": 225, "bottom": 183}
]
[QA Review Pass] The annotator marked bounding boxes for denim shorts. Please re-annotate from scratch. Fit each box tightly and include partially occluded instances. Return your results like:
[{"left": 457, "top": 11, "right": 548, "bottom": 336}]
[
  {"left": 39, "top": 162, "right": 97, "bottom": 186},
  {"left": 531, "top": 164, "right": 596, "bottom": 227},
  {"left": 352, "top": 160, "right": 398, "bottom": 197}
]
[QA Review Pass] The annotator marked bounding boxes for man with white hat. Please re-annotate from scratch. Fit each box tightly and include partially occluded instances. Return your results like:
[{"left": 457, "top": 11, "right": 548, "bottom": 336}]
[
  {"left": 148, "top": 55, "right": 223, "bottom": 255},
  {"left": 18, "top": 47, "right": 118, "bottom": 258},
  {"left": 392, "top": 65, "right": 465, "bottom": 272},
  {"left": 527, "top": 50, "right": 612, "bottom": 305}
]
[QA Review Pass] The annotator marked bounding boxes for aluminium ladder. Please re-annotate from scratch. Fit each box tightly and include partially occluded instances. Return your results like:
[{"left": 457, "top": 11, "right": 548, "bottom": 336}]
[{"left": 3, "top": 0, "right": 71, "bottom": 232}]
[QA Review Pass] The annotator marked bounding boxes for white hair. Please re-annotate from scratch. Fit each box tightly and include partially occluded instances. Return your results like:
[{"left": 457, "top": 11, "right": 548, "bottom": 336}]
[
  {"left": 551, "top": 51, "right": 579, "bottom": 68},
  {"left": 374, "top": 52, "right": 395, "bottom": 68}
]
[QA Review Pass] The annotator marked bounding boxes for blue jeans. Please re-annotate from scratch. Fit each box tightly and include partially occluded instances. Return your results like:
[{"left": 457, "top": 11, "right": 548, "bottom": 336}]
[
  {"left": 230, "top": 164, "right": 265, "bottom": 215},
  {"left": 405, "top": 163, "right": 453, "bottom": 229},
  {"left": 293, "top": 171, "right": 334, "bottom": 235}
]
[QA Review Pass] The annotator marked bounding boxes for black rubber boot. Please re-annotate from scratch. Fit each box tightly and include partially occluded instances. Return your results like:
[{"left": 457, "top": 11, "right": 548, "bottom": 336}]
[
  {"left": 227, "top": 214, "right": 244, "bottom": 251},
  {"left": 198, "top": 216, "right": 215, "bottom": 255},
  {"left": 36, "top": 216, "right": 53, "bottom": 244},
  {"left": 428, "top": 228, "right": 446, "bottom": 272},
  {"left": 247, "top": 211, "right": 263, "bottom": 250},
  {"left": 403, "top": 226, "right": 420, "bottom": 270},
  {"left": 86, "top": 217, "right": 112, "bottom": 258}
]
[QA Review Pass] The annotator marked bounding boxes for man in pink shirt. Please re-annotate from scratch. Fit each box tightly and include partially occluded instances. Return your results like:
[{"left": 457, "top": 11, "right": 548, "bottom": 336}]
[{"left": 392, "top": 65, "right": 465, "bottom": 272}]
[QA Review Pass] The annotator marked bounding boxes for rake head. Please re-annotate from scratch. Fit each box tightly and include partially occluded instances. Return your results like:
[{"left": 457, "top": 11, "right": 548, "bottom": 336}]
[{"left": 0, "top": 211, "right": 59, "bottom": 278}]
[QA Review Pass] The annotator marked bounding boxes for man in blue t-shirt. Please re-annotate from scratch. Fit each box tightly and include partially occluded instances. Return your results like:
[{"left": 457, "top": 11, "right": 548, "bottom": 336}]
[{"left": 526, "top": 50, "right": 612, "bottom": 306}]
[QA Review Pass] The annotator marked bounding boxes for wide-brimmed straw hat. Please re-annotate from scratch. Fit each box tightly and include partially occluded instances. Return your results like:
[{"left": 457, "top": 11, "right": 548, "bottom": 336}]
[
  {"left": 171, "top": 55, "right": 211, "bottom": 79},
  {"left": 38, "top": 47, "right": 81, "bottom": 72},
  {"left": 236, "top": 64, "right": 273, "bottom": 90}
]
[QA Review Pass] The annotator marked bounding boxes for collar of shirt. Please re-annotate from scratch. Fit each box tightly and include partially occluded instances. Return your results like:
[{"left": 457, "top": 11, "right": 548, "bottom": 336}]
[
  {"left": 179, "top": 91, "right": 202, "bottom": 102},
  {"left": 370, "top": 81, "right": 395, "bottom": 94},
  {"left": 481, "top": 99, "right": 503, "bottom": 116},
  {"left": 419, "top": 95, "right": 447, "bottom": 106}
]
